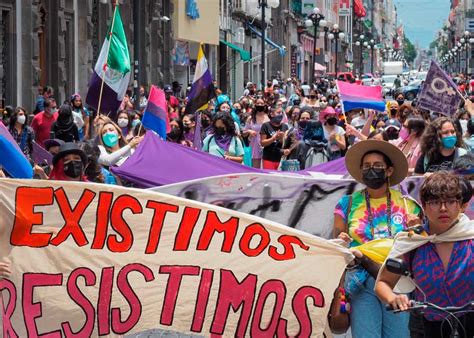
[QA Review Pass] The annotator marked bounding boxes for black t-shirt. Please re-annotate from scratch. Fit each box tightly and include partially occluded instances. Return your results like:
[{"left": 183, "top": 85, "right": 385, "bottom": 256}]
[
  {"left": 260, "top": 122, "right": 289, "bottom": 162},
  {"left": 414, "top": 152, "right": 456, "bottom": 174}
]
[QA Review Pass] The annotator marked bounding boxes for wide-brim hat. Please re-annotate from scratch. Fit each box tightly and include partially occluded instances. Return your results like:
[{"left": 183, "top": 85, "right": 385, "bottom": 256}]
[
  {"left": 345, "top": 140, "right": 408, "bottom": 186},
  {"left": 53, "top": 142, "right": 88, "bottom": 166}
]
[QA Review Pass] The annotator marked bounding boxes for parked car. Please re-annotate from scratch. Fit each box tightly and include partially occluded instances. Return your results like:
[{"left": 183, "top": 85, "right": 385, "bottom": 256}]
[
  {"left": 393, "top": 79, "right": 423, "bottom": 100},
  {"left": 381, "top": 74, "right": 398, "bottom": 97},
  {"left": 327, "top": 72, "right": 354, "bottom": 82},
  {"left": 415, "top": 71, "right": 428, "bottom": 81},
  {"left": 361, "top": 73, "right": 380, "bottom": 86}
]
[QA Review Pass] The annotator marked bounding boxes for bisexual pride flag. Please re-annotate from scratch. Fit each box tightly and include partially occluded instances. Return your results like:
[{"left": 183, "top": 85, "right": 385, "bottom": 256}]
[
  {"left": 337, "top": 80, "right": 386, "bottom": 112},
  {"left": 86, "top": 5, "right": 130, "bottom": 116},
  {"left": 142, "top": 85, "right": 170, "bottom": 139},
  {"left": 0, "top": 123, "right": 33, "bottom": 178}
]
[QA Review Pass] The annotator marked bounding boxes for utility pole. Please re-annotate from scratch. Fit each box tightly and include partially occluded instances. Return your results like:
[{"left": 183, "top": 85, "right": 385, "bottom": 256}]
[
  {"left": 133, "top": 0, "right": 141, "bottom": 109},
  {"left": 260, "top": 1, "right": 266, "bottom": 90}
]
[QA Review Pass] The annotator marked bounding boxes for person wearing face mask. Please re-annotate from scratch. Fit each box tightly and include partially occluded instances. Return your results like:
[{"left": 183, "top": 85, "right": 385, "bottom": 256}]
[
  {"left": 181, "top": 113, "right": 196, "bottom": 147},
  {"left": 281, "top": 110, "right": 311, "bottom": 162},
  {"left": 98, "top": 121, "right": 143, "bottom": 167},
  {"left": 70, "top": 94, "right": 90, "bottom": 140},
  {"left": 334, "top": 140, "right": 421, "bottom": 338},
  {"left": 51, "top": 104, "right": 80, "bottom": 143},
  {"left": 166, "top": 118, "right": 185, "bottom": 144},
  {"left": 203, "top": 113, "right": 244, "bottom": 163},
  {"left": 49, "top": 143, "right": 88, "bottom": 181},
  {"left": 115, "top": 110, "right": 133, "bottom": 141},
  {"left": 31, "top": 98, "right": 59, "bottom": 147},
  {"left": 392, "top": 118, "right": 426, "bottom": 174},
  {"left": 385, "top": 101, "right": 399, "bottom": 120},
  {"left": 320, "top": 107, "right": 346, "bottom": 161},
  {"left": 415, "top": 117, "right": 467, "bottom": 174},
  {"left": 243, "top": 98, "right": 270, "bottom": 168},
  {"left": 463, "top": 119, "right": 474, "bottom": 152},
  {"left": 301, "top": 89, "right": 319, "bottom": 110},
  {"left": 2, "top": 105, "right": 13, "bottom": 127},
  {"left": 395, "top": 93, "right": 405, "bottom": 107},
  {"left": 8, "top": 107, "right": 35, "bottom": 158},
  {"left": 260, "top": 104, "right": 289, "bottom": 169},
  {"left": 456, "top": 110, "right": 470, "bottom": 137}
]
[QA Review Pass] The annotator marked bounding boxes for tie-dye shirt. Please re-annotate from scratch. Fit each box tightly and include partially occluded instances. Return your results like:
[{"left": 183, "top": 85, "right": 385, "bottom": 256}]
[{"left": 334, "top": 188, "right": 421, "bottom": 247}]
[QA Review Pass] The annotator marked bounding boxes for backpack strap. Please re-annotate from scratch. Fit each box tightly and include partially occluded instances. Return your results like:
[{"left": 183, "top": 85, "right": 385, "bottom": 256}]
[{"left": 423, "top": 155, "right": 429, "bottom": 172}]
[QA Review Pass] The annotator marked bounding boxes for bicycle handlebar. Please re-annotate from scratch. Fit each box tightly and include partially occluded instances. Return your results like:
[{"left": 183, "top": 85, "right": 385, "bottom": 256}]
[{"left": 385, "top": 301, "right": 474, "bottom": 314}]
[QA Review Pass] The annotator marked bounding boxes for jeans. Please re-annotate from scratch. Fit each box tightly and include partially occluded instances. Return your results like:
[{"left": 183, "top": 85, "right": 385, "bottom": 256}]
[{"left": 348, "top": 275, "right": 410, "bottom": 338}]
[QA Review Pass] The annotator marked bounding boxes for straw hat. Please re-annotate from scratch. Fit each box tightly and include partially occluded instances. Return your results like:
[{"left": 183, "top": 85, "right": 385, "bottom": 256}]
[{"left": 345, "top": 140, "right": 408, "bottom": 186}]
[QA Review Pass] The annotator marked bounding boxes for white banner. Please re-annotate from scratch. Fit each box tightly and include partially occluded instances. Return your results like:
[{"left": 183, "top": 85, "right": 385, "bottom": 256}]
[{"left": 0, "top": 179, "right": 352, "bottom": 337}]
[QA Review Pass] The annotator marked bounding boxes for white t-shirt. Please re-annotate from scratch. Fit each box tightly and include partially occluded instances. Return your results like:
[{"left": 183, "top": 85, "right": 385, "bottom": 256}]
[{"left": 323, "top": 125, "right": 345, "bottom": 152}]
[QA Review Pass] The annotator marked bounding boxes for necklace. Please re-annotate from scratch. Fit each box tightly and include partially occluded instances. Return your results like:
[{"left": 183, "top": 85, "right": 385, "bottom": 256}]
[{"left": 364, "top": 188, "right": 392, "bottom": 239}]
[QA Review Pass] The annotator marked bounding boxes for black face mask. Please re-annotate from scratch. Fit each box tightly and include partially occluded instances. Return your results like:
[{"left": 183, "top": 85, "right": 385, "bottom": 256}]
[
  {"left": 183, "top": 125, "right": 191, "bottom": 132},
  {"left": 214, "top": 127, "right": 226, "bottom": 135},
  {"left": 201, "top": 119, "right": 211, "bottom": 128},
  {"left": 293, "top": 99, "right": 301, "bottom": 106},
  {"left": 396, "top": 99, "right": 405, "bottom": 106},
  {"left": 271, "top": 114, "right": 284, "bottom": 125},
  {"left": 309, "top": 95, "right": 316, "bottom": 99},
  {"left": 362, "top": 168, "right": 386, "bottom": 189},
  {"left": 234, "top": 109, "right": 241, "bottom": 115},
  {"left": 64, "top": 160, "right": 83, "bottom": 179},
  {"left": 390, "top": 109, "right": 398, "bottom": 117},
  {"left": 255, "top": 105, "right": 265, "bottom": 112},
  {"left": 386, "top": 129, "right": 399, "bottom": 140},
  {"left": 326, "top": 117, "right": 338, "bottom": 126},
  {"left": 167, "top": 128, "right": 181, "bottom": 140}
]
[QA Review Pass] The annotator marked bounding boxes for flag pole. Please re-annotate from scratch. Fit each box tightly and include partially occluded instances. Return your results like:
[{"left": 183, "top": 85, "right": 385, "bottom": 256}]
[{"left": 96, "top": 3, "right": 119, "bottom": 116}]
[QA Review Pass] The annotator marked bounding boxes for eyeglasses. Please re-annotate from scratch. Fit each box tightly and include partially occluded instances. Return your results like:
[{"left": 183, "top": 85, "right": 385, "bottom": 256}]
[
  {"left": 425, "top": 199, "right": 460, "bottom": 209},
  {"left": 361, "top": 164, "right": 386, "bottom": 171}
]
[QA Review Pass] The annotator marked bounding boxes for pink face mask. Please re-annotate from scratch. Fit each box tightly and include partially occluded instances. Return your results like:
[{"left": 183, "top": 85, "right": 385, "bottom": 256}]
[{"left": 399, "top": 127, "right": 410, "bottom": 141}]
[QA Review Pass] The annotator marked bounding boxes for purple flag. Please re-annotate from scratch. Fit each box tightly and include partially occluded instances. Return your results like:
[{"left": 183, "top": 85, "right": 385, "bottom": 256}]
[
  {"left": 416, "top": 61, "right": 463, "bottom": 116},
  {"left": 32, "top": 141, "right": 53, "bottom": 166},
  {"left": 193, "top": 111, "right": 202, "bottom": 151}
]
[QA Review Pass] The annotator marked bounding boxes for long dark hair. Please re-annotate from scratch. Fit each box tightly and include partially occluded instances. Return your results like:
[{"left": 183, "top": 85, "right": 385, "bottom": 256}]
[
  {"left": 212, "top": 112, "right": 237, "bottom": 136},
  {"left": 407, "top": 117, "right": 426, "bottom": 138},
  {"left": 9, "top": 107, "right": 28, "bottom": 131},
  {"left": 420, "top": 117, "right": 463, "bottom": 161}
]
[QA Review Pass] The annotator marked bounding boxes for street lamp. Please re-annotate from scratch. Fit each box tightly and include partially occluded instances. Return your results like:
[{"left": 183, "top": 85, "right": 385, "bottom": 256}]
[
  {"left": 328, "top": 24, "right": 345, "bottom": 77},
  {"left": 258, "top": 0, "right": 280, "bottom": 90},
  {"left": 305, "top": 7, "right": 327, "bottom": 84},
  {"left": 365, "top": 39, "right": 377, "bottom": 74},
  {"left": 355, "top": 34, "right": 365, "bottom": 76}
]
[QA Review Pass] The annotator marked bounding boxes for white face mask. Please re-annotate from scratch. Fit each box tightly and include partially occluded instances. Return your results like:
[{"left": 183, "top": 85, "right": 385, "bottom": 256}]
[
  {"left": 460, "top": 119, "right": 468, "bottom": 134},
  {"left": 17, "top": 115, "right": 26, "bottom": 125},
  {"left": 117, "top": 118, "right": 129, "bottom": 128}
]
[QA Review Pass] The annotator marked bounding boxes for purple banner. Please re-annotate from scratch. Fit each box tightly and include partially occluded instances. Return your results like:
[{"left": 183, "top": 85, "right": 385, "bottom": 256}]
[
  {"left": 32, "top": 141, "right": 53, "bottom": 166},
  {"left": 416, "top": 61, "right": 463, "bottom": 116}
]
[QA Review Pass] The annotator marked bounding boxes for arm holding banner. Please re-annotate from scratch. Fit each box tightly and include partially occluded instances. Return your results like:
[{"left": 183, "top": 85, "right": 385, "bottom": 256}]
[{"left": 0, "top": 261, "right": 11, "bottom": 278}]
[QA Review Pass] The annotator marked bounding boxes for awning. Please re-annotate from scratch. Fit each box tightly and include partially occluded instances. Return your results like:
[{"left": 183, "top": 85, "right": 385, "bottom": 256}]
[
  {"left": 220, "top": 40, "right": 251, "bottom": 61},
  {"left": 354, "top": 0, "right": 366, "bottom": 17},
  {"left": 247, "top": 24, "right": 286, "bottom": 56},
  {"left": 314, "top": 62, "right": 326, "bottom": 72}
]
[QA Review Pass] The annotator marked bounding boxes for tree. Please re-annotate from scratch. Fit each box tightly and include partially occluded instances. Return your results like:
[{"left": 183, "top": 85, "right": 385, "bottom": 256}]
[{"left": 403, "top": 34, "right": 417, "bottom": 64}]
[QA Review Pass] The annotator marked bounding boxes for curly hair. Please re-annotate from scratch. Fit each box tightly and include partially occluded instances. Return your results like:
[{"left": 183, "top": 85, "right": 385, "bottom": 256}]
[
  {"left": 212, "top": 112, "right": 237, "bottom": 136},
  {"left": 420, "top": 117, "right": 463, "bottom": 162},
  {"left": 419, "top": 171, "right": 462, "bottom": 204}
]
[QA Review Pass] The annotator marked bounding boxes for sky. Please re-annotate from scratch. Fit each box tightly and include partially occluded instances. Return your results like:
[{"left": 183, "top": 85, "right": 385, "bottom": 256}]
[{"left": 392, "top": 0, "right": 450, "bottom": 49}]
